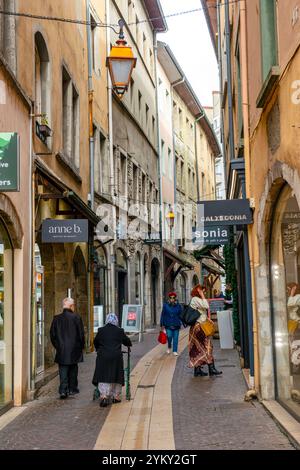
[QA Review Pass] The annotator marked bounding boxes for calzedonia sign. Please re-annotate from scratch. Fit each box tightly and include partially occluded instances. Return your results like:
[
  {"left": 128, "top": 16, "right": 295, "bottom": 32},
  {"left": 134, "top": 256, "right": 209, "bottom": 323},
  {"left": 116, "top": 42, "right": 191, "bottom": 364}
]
[
  {"left": 42, "top": 219, "right": 89, "bottom": 243},
  {"left": 197, "top": 199, "right": 253, "bottom": 226},
  {"left": 0, "top": 132, "right": 20, "bottom": 192}
]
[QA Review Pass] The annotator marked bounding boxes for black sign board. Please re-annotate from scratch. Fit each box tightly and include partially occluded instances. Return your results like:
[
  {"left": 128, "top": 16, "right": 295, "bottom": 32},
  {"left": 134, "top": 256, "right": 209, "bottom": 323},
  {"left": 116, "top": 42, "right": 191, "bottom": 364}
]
[
  {"left": 208, "top": 298, "right": 225, "bottom": 312},
  {"left": 0, "top": 132, "right": 20, "bottom": 192},
  {"left": 143, "top": 231, "right": 162, "bottom": 244},
  {"left": 42, "top": 219, "right": 89, "bottom": 243},
  {"left": 197, "top": 199, "right": 253, "bottom": 226},
  {"left": 193, "top": 226, "right": 229, "bottom": 245}
]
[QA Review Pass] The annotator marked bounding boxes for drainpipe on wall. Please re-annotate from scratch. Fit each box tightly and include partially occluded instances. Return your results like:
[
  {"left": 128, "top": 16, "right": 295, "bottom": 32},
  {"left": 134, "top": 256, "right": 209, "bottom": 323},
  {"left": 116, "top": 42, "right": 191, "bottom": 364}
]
[
  {"left": 86, "top": 0, "right": 94, "bottom": 351},
  {"left": 194, "top": 113, "right": 205, "bottom": 286},
  {"left": 29, "top": 104, "right": 36, "bottom": 394},
  {"left": 194, "top": 114, "right": 204, "bottom": 201},
  {"left": 224, "top": 0, "right": 235, "bottom": 165},
  {"left": 171, "top": 76, "right": 185, "bottom": 251},
  {"left": 240, "top": 0, "right": 259, "bottom": 393},
  {"left": 217, "top": 0, "right": 227, "bottom": 194},
  {"left": 154, "top": 31, "right": 165, "bottom": 304},
  {"left": 106, "top": 0, "right": 116, "bottom": 313}
]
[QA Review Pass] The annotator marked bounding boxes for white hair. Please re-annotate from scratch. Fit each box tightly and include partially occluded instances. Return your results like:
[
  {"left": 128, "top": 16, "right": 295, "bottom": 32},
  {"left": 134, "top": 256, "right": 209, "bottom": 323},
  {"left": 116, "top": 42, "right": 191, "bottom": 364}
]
[{"left": 63, "top": 297, "right": 75, "bottom": 309}]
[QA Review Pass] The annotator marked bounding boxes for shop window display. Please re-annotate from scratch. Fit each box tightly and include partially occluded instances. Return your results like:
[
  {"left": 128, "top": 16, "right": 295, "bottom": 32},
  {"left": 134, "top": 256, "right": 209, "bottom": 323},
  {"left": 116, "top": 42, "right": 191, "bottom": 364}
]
[{"left": 271, "top": 189, "right": 300, "bottom": 419}]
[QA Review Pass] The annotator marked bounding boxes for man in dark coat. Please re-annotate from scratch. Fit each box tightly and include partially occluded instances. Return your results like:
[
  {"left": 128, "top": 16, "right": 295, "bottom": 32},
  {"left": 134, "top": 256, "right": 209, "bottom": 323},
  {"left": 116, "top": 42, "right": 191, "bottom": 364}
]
[
  {"left": 50, "top": 297, "right": 85, "bottom": 399},
  {"left": 92, "top": 313, "right": 132, "bottom": 407}
]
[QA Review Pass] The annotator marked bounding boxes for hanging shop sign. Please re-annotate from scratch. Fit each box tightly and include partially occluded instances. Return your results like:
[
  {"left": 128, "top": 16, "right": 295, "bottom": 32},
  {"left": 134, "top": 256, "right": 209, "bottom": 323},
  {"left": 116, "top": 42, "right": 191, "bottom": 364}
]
[
  {"left": 121, "top": 305, "right": 142, "bottom": 333},
  {"left": 193, "top": 226, "right": 229, "bottom": 245},
  {"left": 197, "top": 199, "right": 253, "bottom": 226},
  {"left": 0, "top": 132, "right": 20, "bottom": 192},
  {"left": 42, "top": 219, "right": 89, "bottom": 243}
]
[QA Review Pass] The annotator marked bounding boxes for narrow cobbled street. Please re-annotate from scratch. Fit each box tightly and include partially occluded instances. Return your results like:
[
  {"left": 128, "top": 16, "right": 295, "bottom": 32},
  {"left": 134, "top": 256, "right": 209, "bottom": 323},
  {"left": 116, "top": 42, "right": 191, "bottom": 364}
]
[{"left": 0, "top": 330, "right": 295, "bottom": 451}]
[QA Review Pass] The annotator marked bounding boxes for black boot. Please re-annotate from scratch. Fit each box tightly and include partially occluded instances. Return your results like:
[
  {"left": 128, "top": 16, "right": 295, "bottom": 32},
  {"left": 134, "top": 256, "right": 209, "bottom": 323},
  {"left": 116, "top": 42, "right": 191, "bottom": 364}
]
[
  {"left": 208, "top": 362, "right": 222, "bottom": 376},
  {"left": 194, "top": 366, "right": 208, "bottom": 377}
]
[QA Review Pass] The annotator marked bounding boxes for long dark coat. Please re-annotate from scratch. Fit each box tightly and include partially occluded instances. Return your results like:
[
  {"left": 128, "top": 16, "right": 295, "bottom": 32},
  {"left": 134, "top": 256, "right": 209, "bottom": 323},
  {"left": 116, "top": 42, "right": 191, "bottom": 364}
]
[
  {"left": 92, "top": 323, "right": 132, "bottom": 386},
  {"left": 50, "top": 309, "right": 85, "bottom": 365}
]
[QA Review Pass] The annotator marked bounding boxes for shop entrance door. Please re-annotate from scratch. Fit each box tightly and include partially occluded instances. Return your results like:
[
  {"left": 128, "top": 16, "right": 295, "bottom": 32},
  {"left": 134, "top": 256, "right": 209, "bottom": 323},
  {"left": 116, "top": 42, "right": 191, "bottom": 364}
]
[{"left": 35, "top": 267, "right": 44, "bottom": 375}]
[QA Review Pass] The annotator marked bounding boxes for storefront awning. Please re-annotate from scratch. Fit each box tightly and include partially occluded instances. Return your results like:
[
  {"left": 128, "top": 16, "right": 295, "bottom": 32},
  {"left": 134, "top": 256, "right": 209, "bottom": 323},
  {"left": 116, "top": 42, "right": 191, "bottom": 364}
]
[
  {"left": 164, "top": 248, "right": 194, "bottom": 269},
  {"left": 201, "top": 259, "right": 224, "bottom": 276},
  {"left": 35, "top": 158, "right": 100, "bottom": 226}
]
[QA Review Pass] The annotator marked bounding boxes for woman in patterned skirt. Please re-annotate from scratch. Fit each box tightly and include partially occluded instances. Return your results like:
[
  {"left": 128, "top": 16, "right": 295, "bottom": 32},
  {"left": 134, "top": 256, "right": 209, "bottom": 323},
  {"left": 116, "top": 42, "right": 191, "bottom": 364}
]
[{"left": 188, "top": 284, "right": 222, "bottom": 377}]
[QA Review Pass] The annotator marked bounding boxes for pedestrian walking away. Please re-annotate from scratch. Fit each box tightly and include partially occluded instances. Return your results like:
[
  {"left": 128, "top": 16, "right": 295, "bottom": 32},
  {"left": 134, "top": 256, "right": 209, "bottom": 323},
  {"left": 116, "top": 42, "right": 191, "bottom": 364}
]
[
  {"left": 188, "top": 284, "right": 222, "bottom": 377},
  {"left": 50, "top": 297, "right": 85, "bottom": 399},
  {"left": 160, "top": 292, "right": 182, "bottom": 356},
  {"left": 92, "top": 313, "right": 132, "bottom": 408}
]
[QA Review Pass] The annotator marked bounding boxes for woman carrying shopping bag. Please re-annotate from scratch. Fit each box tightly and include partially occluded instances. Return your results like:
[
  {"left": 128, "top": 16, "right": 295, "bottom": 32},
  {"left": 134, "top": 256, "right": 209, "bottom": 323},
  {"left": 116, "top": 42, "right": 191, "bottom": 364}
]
[
  {"left": 160, "top": 292, "right": 182, "bottom": 356},
  {"left": 188, "top": 284, "right": 222, "bottom": 377}
]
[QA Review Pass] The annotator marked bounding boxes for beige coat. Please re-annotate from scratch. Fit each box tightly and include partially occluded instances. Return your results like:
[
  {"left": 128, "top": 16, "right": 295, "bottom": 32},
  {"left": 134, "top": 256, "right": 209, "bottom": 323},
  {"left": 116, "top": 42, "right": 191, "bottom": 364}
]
[{"left": 190, "top": 297, "right": 209, "bottom": 323}]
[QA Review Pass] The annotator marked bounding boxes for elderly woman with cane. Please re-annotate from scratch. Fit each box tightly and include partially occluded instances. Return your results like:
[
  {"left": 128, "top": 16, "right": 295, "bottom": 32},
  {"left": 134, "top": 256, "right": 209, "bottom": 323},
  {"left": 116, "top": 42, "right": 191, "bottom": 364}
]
[
  {"left": 92, "top": 313, "right": 132, "bottom": 408},
  {"left": 189, "top": 284, "right": 222, "bottom": 377}
]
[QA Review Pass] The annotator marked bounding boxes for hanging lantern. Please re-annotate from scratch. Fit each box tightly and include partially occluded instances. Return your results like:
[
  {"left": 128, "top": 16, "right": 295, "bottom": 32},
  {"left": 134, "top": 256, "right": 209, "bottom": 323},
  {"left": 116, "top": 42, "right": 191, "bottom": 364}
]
[{"left": 106, "top": 19, "right": 137, "bottom": 99}]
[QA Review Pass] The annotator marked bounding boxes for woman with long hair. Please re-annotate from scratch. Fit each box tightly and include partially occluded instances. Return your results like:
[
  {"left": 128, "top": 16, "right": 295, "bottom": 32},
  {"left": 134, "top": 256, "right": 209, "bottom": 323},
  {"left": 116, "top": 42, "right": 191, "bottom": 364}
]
[{"left": 188, "top": 284, "right": 222, "bottom": 377}]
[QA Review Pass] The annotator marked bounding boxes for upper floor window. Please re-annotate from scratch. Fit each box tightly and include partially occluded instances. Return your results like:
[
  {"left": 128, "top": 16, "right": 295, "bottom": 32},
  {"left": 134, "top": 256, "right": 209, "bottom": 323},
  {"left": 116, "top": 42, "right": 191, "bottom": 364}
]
[
  {"left": 145, "top": 104, "right": 149, "bottom": 128},
  {"left": 94, "top": 127, "right": 108, "bottom": 195},
  {"left": 161, "top": 140, "right": 165, "bottom": 175},
  {"left": 168, "top": 148, "right": 172, "bottom": 179},
  {"left": 35, "top": 32, "right": 51, "bottom": 143},
  {"left": 138, "top": 90, "right": 142, "bottom": 120},
  {"left": 149, "top": 49, "right": 154, "bottom": 77},
  {"left": 259, "top": 0, "right": 278, "bottom": 83},
  {"left": 90, "top": 13, "right": 101, "bottom": 76},
  {"left": 62, "top": 66, "right": 80, "bottom": 168}
]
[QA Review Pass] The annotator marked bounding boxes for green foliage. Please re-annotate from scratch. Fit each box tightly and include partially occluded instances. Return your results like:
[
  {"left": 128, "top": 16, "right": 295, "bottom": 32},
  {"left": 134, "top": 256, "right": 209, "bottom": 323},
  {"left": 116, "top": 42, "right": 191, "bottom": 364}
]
[{"left": 223, "top": 229, "right": 240, "bottom": 345}]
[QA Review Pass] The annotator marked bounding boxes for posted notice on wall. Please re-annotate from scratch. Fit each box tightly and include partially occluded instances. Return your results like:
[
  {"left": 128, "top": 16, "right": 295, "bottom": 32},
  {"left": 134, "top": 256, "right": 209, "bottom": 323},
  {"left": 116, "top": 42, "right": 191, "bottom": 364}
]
[{"left": 121, "top": 305, "right": 142, "bottom": 333}]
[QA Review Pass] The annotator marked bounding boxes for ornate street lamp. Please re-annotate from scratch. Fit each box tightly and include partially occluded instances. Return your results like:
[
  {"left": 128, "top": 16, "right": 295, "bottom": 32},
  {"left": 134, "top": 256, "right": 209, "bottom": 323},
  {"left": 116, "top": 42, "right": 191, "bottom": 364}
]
[
  {"left": 106, "top": 19, "right": 137, "bottom": 99},
  {"left": 166, "top": 208, "right": 175, "bottom": 230}
]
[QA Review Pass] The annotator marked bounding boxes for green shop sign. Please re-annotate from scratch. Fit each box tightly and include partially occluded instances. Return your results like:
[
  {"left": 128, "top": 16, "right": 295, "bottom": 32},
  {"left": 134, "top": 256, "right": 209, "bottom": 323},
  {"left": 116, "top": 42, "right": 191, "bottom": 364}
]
[{"left": 0, "top": 133, "right": 20, "bottom": 192}]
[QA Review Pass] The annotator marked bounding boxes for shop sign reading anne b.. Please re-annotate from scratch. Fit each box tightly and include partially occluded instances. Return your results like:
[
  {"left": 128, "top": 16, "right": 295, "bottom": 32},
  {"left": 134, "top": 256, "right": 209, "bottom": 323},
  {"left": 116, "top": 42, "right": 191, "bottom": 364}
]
[{"left": 42, "top": 219, "right": 89, "bottom": 243}]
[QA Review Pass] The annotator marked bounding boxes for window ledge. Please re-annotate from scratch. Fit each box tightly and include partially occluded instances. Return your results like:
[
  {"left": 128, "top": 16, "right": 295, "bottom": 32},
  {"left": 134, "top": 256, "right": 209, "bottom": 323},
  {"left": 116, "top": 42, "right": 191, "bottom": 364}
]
[
  {"left": 56, "top": 151, "right": 82, "bottom": 184},
  {"left": 256, "top": 66, "right": 280, "bottom": 109}
]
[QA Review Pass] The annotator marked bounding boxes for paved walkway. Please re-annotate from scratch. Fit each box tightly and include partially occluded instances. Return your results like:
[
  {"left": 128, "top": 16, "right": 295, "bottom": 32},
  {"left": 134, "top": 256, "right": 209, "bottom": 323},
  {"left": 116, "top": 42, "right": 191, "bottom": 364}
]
[
  {"left": 0, "top": 329, "right": 296, "bottom": 450},
  {"left": 0, "top": 328, "right": 160, "bottom": 450},
  {"left": 172, "top": 342, "right": 295, "bottom": 450}
]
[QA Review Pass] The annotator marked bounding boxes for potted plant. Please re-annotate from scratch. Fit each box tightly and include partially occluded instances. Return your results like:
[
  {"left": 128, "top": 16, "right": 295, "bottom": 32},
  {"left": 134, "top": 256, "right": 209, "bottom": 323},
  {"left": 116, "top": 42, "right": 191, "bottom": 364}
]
[{"left": 39, "top": 115, "right": 52, "bottom": 137}]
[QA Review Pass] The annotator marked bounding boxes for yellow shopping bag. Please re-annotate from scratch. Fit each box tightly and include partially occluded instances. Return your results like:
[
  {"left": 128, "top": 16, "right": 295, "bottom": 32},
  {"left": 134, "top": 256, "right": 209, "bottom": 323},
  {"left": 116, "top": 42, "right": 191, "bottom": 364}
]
[
  {"left": 200, "top": 318, "right": 216, "bottom": 337},
  {"left": 288, "top": 319, "right": 298, "bottom": 335}
]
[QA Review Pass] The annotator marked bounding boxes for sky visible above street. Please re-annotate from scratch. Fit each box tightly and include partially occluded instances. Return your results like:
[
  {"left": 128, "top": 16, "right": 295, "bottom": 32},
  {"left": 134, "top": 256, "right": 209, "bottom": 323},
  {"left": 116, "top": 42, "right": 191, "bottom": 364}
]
[{"left": 158, "top": 0, "right": 219, "bottom": 107}]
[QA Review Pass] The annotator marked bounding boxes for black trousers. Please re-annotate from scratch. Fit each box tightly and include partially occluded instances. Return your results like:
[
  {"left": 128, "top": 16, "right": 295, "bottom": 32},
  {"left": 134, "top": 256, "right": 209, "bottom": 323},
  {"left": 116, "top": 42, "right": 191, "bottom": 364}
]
[{"left": 58, "top": 364, "right": 78, "bottom": 395}]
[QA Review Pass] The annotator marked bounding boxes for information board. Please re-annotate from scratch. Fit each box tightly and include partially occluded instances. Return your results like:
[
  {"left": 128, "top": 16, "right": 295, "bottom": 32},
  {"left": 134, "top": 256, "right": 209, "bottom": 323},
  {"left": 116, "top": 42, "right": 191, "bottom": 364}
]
[
  {"left": 208, "top": 298, "right": 225, "bottom": 313},
  {"left": 121, "top": 305, "right": 142, "bottom": 333}
]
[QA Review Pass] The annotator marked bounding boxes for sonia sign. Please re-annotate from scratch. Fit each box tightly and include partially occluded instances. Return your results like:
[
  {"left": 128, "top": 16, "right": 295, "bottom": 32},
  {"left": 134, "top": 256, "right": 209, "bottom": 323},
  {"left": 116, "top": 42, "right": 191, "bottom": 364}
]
[
  {"left": 197, "top": 199, "right": 253, "bottom": 226},
  {"left": 193, "top": 226, "right": 229, "bottom": 245},
  {"left": 42, "top": 219, "right": 89, "bottom": 243},
  {"left": 0, "top": 132, "right": 20, "bottom": 192}
]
